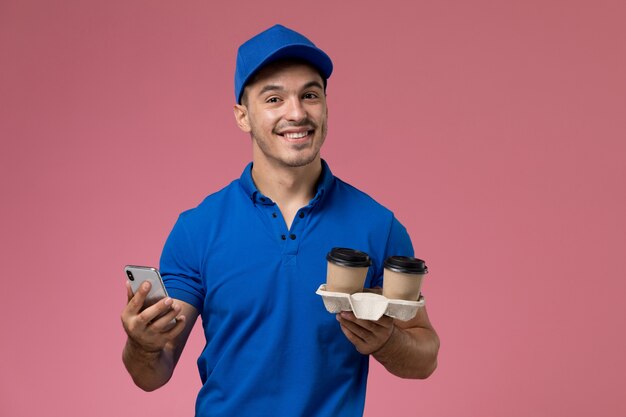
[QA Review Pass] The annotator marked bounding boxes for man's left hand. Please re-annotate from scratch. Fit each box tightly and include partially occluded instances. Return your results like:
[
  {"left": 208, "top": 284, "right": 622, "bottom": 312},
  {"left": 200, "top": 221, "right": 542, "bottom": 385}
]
[{"left": 336, "top": 311, "right": 395, "bottom": 355}]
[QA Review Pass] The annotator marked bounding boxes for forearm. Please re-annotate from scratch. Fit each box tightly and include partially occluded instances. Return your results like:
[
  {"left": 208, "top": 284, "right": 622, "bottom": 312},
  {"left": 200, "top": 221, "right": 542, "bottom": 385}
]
[
  {"left": 122, "top": 338, "right": 175, "bottom": 391},
  {"left": 372, "top": 324, "right": 440, "bottom": 379}
]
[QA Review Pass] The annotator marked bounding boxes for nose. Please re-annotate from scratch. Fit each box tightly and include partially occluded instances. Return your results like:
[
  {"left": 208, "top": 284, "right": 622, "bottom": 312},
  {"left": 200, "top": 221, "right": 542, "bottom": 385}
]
[{"left": 284, "top": 96, "right": 306, "bottom": 122}]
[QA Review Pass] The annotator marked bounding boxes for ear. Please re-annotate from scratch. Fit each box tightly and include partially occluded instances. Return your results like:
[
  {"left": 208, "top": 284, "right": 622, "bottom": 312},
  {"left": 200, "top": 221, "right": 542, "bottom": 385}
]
[{"left": 233, "top": 104, "right": 251, "bottom": 133}]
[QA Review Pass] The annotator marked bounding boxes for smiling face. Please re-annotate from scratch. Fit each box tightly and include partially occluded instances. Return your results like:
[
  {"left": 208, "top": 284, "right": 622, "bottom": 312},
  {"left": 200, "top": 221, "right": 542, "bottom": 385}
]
[{"left": 234, "top": 60, "right": 328, "bottom": 169}]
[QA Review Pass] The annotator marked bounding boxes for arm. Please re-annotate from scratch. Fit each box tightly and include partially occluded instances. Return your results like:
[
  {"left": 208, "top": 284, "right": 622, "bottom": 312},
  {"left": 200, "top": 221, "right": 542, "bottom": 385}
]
[
  {"left": 336, "top": 304, "right": 439, "bottom": 379},
  {"left": 121, "top": 280, "right": 199, "bottom": 391}
]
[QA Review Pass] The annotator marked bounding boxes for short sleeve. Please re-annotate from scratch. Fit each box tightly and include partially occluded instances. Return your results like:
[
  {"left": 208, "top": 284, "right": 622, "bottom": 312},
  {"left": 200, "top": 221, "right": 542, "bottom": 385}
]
[
  {"left": 370, "top": 215, "right": 414, "bottom": 288},
  {"left": 159, "top": 214, "right": 205, "bottom": 310}
]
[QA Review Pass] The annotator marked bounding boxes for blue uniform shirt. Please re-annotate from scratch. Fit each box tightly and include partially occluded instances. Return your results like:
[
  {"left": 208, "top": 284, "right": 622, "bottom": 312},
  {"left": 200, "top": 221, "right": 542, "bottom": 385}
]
[{"left": 160, "top": 160, "right": 413, "bottom": 417}]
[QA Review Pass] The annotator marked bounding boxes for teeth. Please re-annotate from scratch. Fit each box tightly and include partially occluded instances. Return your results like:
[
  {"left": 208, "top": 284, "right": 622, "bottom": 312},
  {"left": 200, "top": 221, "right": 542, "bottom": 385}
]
[{"left": 283, "top": 131, "right": 309, "bottom": 139}]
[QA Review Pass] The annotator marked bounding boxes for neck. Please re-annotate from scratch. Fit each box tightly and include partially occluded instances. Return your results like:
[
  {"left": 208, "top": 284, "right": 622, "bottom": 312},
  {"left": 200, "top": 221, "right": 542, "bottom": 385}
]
[{"left": 251, "top": 156, "right": 322, "bottom": 208}]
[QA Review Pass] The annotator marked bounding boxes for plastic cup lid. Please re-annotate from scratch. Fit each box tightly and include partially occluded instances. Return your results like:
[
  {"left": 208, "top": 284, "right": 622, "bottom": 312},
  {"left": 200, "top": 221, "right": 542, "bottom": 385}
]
[
  {"left": 384, "top": 256, "right": 428, "bottom": 274},
  {"left": 326, "top": 247, "right": 372, "bottom": 268}
]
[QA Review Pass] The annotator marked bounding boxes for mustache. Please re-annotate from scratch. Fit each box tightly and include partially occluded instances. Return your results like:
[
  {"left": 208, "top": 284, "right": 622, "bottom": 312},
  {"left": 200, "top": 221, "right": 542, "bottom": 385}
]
[{"left": 274, "top": 120, "right": 317, "bottom": 132}]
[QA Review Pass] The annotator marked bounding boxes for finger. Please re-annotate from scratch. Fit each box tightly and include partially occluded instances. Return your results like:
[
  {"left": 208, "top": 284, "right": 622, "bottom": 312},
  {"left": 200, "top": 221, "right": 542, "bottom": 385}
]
[
  {"left": 125, "top": 281, "right": 151, "bottom": 315},
  {"left": 338, "top": 320, "right": 366, "bottom": 346},
  {"left": 371, "top": 315, "right": 394, "bottom": 329},
  {"left": 339, "top": 311, "right": 357, "bottom": 321},
  {"left": 149, "top": 302, "right": 181, "bottom": 331},
  {"left": 137, "top": 296, "right": 174, "bottom": 325},
  {"left": 125, "top": 281, "right": 133, "bottom": 302},
  {"left": 166, "top": 315, "right": 187, "bottom": 339},
  {"left": 339, "top": 312, "right": 379, "bottom": 333},
  {"left": 337, "top": 314, "right": 371, "bottom": 341}
]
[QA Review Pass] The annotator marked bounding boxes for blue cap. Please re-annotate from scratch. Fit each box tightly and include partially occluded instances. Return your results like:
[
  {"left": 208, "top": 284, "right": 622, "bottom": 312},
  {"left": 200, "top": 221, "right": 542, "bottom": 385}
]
[{"left": 235, "top": 24, "right": 333, "bottom": 104}]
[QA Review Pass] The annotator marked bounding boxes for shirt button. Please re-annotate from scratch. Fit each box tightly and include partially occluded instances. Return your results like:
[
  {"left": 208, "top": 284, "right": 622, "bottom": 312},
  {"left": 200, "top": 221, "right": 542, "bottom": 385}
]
[
  {"left": 299, "top": 212, "right": 305, "bottom": 218},
  {"left": 272, "top": 213, "right": 277, "bottom": 218},
  {"left": 281, "top": 235, "right": 286, "bottom": 240},
  {"left": 290, "top": 234, "right": 296, "bottom": 240}
]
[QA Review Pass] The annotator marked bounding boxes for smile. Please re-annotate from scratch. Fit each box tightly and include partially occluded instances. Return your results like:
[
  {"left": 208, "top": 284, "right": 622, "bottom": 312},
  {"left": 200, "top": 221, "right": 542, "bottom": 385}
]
[
  {"left": 278, "top": 129, "right": 314, "bottom": 141},
  {"left": 283, "top": 131, "right": 310, "bottom": 139}
]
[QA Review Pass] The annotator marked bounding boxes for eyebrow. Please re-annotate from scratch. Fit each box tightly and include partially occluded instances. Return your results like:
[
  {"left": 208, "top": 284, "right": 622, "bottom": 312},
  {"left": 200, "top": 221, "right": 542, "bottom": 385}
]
[{"left": 257, "top": 80, "right": 325, "bottom": 97}]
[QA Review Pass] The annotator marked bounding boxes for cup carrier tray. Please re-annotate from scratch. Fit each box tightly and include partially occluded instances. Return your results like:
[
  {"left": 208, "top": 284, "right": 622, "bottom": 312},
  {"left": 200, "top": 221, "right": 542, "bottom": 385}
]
[{"left": 316, "top": 284, "right": 424, "bottom": 321}]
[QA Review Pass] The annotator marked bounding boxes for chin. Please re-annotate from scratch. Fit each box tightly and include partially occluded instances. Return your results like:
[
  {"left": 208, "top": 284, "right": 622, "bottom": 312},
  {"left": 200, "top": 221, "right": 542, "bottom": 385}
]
[{"left": 280, "top": 152, "right": 320, "bottom": 168}]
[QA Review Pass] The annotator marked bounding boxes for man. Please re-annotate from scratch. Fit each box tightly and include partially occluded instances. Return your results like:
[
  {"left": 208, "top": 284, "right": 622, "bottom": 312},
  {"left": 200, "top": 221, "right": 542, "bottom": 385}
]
[{"left": 121, "top": 24, "right": 439, "bottom": 417}]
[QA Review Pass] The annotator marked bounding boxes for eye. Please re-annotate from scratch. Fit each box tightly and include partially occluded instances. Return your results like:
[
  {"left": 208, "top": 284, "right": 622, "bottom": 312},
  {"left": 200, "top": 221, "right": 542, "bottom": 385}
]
[
  {"left": 266, "top": 96, "right": 281, "bottom": 103},
  {"left": 303, "top": 92, "right": 319, "bottom": 100}
]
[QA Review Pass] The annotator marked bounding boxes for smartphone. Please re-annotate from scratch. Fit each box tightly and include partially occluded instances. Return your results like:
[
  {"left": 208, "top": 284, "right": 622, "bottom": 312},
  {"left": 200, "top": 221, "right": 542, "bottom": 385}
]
[{"left": 125, "top": 265, "right": 176, "bottom": 325}]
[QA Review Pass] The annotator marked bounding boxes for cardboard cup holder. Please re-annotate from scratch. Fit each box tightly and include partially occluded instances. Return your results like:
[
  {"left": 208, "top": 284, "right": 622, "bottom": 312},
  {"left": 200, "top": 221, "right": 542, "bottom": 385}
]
[{"left": 316, "top": 284, "right": 425, "bottom": 321}]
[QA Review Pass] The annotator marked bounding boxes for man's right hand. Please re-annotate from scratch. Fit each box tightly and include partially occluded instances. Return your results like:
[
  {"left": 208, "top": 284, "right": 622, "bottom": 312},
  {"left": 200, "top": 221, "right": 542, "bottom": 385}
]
[
  {"left": 121, "top": 281, "right": 199, "bottom": 391},
  {"left": 122, "top": 281, "right": 198, "bottom": 391},
  {"left": 121, "top": 280, "right": 187, "bottom": 354}
]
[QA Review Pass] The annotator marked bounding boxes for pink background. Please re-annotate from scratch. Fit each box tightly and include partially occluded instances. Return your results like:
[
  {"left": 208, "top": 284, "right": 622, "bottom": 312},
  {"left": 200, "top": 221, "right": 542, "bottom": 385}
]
[{"left": 1, "top": 1, "right": 625, "bottom": 416}]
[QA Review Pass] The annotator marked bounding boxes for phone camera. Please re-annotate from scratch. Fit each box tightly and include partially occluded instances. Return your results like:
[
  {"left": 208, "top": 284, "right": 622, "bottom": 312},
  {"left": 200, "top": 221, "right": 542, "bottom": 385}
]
[{"left": 127, "top": 270, "right": 134, "bottom": 281}]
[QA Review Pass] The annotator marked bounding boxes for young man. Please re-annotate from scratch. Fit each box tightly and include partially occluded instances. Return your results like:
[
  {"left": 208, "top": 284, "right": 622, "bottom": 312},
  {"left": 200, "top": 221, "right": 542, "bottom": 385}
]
[{"left": 121, "top": 24, "right": 439, "bottom": 417}]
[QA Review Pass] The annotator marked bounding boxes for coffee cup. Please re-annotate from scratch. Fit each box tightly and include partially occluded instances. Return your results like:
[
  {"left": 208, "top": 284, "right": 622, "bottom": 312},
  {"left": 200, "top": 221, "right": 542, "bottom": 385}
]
[
  {"left": 325, "top": 248, "right": 372, "bottom": 294},
  {"left": 382, "top": 256, "right": 428, "bottom": 301}
]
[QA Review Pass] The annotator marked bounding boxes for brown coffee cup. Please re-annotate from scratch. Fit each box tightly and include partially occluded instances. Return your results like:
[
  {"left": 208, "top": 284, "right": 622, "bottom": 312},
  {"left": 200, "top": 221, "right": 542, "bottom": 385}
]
[
  {"left": 382, "top": 256, "right": 428, "bottom": 301},
  {"left": 325, "top": 248, "right": 372, "bottom": 294}
]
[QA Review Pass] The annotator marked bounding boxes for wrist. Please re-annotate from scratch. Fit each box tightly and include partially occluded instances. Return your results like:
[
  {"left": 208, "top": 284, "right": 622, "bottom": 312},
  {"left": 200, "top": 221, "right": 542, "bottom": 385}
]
[{"left": 124, "top": 337, "right": 162, "bottom": 361}]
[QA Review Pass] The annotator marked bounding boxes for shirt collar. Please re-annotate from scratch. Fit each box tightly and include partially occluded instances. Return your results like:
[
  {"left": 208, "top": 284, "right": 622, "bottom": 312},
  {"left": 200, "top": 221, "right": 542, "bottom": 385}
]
[{"left": 238, "top": 159, "right": 335, "bottom": 206}]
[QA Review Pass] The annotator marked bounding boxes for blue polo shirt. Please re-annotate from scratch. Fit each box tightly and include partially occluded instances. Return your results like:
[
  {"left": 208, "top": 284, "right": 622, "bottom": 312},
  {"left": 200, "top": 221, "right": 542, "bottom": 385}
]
[{"left": 160, "top": 160, "right": 413, "bottom": 417}]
